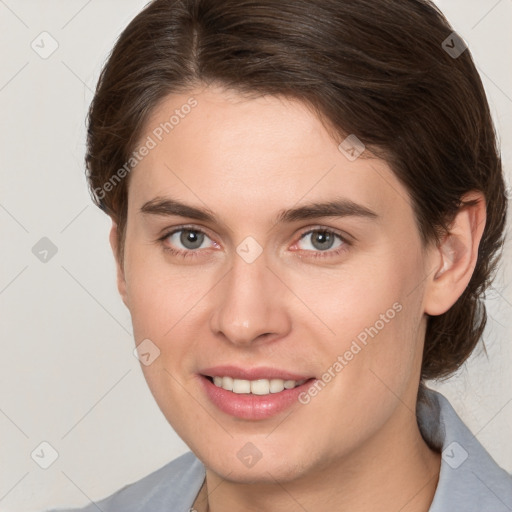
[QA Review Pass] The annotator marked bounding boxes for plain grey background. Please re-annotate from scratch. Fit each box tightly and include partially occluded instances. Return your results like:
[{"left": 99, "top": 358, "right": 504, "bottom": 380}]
[{"left": 0, "top": 1, "right": 511, "bottom": 510}]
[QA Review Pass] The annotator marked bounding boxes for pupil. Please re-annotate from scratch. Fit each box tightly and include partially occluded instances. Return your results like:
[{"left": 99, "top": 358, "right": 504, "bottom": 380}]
[
  {"left": 181, "top": 230, "right": 204, "bottom": 249},
  {"left": 313, "top": 231, "right": 333, "bottom": 250}
]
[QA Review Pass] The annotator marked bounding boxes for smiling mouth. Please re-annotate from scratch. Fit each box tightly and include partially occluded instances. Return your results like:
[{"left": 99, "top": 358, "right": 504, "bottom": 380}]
[{"left": 204, "top": 375, "right": 309, "bottom": 395}]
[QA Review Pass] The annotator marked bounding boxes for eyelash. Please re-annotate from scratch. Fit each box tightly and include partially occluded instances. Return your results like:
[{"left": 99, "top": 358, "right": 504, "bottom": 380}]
[{"left": 157, "top": 225, "right": 351, "bottom": 260}]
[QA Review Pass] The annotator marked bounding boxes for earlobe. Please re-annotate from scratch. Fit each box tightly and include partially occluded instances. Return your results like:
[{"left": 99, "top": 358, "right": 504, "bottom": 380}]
[
  {"left": 109, "top": 220, "right": 129, "bottom": 308},
  {"left": 424, "top": 191, "right": 486, "bottom": 316}
]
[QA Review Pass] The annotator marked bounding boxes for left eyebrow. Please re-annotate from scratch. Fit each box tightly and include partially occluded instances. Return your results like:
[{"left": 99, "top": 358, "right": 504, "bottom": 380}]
[
  {"left": 139, "top": 196, "right": 379, "bottom": 224},
  {"left": 273, "top": 198, "right": 379, "bottom": 224}
]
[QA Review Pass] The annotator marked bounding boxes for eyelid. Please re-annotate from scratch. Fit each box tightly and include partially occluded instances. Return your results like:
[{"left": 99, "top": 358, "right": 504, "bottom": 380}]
[
  {"left": 158, "top": 223, "right": 215, "bottom": 241},
  {"left": 295, "top": 225, "right": 354, "bottom": 244}
]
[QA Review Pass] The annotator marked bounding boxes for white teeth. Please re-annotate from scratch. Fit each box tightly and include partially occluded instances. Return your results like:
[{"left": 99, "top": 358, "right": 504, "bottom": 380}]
[
  {"left": 284, "top": 380, "right": 296, "bottom": 389},
  {"left": 222, "top": 376, "right": 234, "bottom": 391},
  {"left": 211, "top": 377, "right": 307, "bottom": 395},
  {"left": 250, "top": 379, "right": 270, "bottom": 395},
  {"left": 232, "top": 379, "right": 251, "bottom": 394},
  {"left": 269, "top": 379, "right": 285, "bottom": 393}
]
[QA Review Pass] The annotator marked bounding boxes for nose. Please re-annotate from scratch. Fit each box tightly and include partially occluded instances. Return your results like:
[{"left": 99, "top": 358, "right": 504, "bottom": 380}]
[{"left": 209, "top": 250, "right": 292, "bottom": 347}]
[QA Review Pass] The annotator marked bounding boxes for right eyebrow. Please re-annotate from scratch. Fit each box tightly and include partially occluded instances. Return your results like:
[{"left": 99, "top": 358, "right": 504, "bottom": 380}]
[{"left": 140, "top": 197, "right": 216, "bottom": 222}]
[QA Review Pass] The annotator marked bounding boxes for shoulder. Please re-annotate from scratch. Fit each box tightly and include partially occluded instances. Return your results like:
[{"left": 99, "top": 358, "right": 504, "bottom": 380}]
[
  {"left": 45, "top": 451, "right": 205, "bottom": 512},
  {"left": 420, "top": 388, "right": 512, "bottom": 512}
]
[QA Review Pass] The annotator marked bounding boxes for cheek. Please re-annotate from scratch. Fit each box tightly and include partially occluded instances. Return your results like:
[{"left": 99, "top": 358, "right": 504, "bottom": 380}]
[
  {"left": 303, "top": 245, "right": 426, "bottom": 393},
  {"left": 123, "top": 239, "right": 209, "bottom": 340},
  {"left": 290, "top": 251, "right": 415, "bottom": 342}
]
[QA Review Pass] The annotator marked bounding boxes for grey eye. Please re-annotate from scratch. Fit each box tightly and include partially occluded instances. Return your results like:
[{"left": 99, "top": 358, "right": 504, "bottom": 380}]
[
  {"left": 298, "top": 230, "right": 344, "bottom": 252},
  {"left": 164, "top": 229, "right": 211, "bottom": 251}
]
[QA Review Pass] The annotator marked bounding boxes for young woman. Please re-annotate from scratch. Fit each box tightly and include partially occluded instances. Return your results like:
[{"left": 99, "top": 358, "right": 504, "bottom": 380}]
[{"left": 50, "top": 0, "right": 511, "bottom": 510}]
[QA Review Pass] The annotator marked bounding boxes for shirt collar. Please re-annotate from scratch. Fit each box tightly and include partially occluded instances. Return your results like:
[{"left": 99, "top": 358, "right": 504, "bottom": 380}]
[
  {"left": 179, "top": 388, "right": 512, "bottom": 511},
  {"left": 418, "top": 387, "right": 512, "bottom": 511}
]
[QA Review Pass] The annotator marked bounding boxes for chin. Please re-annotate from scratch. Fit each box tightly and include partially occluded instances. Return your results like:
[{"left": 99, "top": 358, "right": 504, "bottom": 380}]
[
  {"left": 196, "top": 441, "right": 318, "bottom": 485},
  {"left": 211, "top": 461, "right": 308, "bottom": 485}
]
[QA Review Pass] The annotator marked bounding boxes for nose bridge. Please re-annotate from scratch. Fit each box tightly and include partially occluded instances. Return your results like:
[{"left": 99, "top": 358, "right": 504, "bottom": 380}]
[{"left": 210, "top": 249, "right": 290, "bottom": 346}]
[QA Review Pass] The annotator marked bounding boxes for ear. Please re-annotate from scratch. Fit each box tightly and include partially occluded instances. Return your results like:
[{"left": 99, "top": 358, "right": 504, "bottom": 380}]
[
  {"left": 109, "top": 220, "right": 129, "bottom": 308},
  {"left": 424, "top": 191, "right": 486, "bottom": 316}
]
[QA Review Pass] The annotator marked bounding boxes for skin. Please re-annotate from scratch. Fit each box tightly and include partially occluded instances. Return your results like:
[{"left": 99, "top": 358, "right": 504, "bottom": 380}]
[{"left": 109, "top": 85, "right": 486, "bottom": 512}]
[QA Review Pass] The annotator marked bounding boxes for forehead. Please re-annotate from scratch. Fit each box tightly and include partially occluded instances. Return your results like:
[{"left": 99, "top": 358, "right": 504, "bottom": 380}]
[{"left": 128, "top": 86, "right": 413, "bottom": 225}]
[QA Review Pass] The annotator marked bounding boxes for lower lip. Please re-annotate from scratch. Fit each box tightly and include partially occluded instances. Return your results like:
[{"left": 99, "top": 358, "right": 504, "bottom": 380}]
[{"left": 199, "top": 375, "right": 316, "bottom": 420}]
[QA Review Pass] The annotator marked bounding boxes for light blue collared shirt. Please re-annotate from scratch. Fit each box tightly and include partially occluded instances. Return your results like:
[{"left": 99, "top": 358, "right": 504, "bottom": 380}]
[{"left": 47, "top": 388, "right": 512, "bottom": 511}]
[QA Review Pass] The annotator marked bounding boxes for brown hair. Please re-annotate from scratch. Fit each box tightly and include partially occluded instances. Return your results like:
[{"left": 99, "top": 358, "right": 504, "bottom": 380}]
[{"left": 86, "top": 0, "right": 507, "bottom": 381}]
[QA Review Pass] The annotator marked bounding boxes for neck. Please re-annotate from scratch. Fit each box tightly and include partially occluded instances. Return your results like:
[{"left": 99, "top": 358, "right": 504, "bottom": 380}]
[{"left": 197, "top": 402, "right": 441, "bottom": 512}]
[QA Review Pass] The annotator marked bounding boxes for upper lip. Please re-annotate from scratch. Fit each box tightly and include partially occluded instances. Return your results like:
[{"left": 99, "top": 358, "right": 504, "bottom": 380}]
[{"left": 200, "top": 365, "right": 313, "bottom": 381}]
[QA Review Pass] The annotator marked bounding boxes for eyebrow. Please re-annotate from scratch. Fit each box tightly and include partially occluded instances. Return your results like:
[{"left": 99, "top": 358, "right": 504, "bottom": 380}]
[{"left": 139, "top": 196, "right": 378, "bottom": 224}]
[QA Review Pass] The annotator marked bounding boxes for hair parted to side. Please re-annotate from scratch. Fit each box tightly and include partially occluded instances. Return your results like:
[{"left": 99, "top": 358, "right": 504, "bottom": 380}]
[{"left": 86, "top": 0, "right": 507, "bottom": 382}]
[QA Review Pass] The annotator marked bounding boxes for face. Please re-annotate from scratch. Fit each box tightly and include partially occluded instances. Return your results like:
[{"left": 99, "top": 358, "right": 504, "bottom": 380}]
[{"left": 115, "top": 85, "right": 437, "bottom": 483}]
